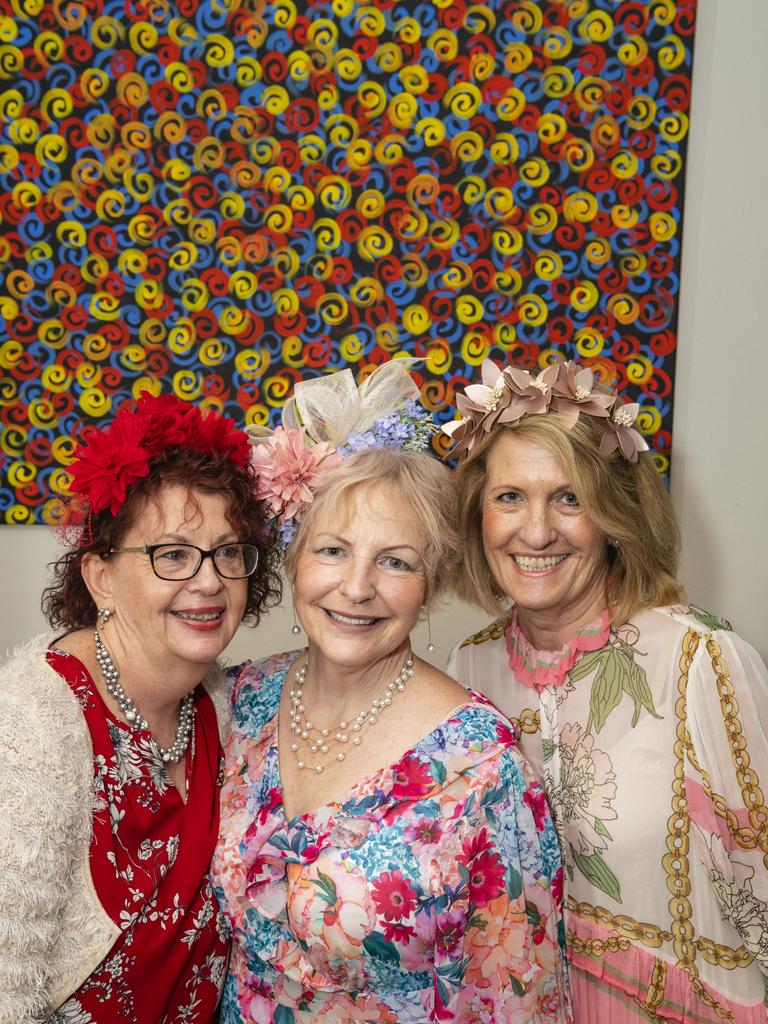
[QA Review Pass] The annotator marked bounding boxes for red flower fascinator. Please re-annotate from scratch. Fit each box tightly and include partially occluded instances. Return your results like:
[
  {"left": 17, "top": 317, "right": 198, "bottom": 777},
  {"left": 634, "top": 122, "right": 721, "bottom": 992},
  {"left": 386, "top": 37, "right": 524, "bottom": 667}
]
[{"left": 68, "top": 393, "right": 250, "bottom": 516}]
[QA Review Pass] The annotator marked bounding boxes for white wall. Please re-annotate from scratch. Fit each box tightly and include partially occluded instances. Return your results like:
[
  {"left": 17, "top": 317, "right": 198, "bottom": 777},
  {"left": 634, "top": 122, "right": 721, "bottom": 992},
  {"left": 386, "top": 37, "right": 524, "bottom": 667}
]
[{"left": 1, "top": 0, "right": 766, "bottom": 664}]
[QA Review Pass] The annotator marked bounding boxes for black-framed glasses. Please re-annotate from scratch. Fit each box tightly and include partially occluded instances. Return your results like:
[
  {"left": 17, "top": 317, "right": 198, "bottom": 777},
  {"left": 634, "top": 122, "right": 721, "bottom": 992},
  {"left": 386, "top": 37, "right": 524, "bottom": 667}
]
[{"left": 109, "top": 542, "right": 259, "bottom": 581}]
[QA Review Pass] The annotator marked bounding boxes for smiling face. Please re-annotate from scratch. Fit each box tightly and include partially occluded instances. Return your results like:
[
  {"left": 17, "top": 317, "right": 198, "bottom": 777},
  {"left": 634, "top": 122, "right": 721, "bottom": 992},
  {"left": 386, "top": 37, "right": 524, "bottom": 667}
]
[
  {"left": 481, "top": 431, "right": 609, "bottom": 642},
  {"left": 292, "top": 483, "right": 427, "bottom": 673},
  {"left": 90, "top": 484, "right": 248, "bottom": 677}
]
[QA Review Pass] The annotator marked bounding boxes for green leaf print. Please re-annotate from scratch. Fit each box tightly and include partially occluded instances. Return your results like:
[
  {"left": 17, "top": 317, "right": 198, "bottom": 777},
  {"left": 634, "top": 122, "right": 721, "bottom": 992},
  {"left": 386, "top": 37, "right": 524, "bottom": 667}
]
[
  {"left": 571, "top": 846, "right": 621, "bottom": 902},
  {"left": 363, "top": 931, "right": 401, "bottom": 963},
  {"left": 567, "top": 649, "right": 604, "bottom": 683},
  {"left": 542, "top": 738, "right": 555, "bottom": 764},
  {"left": 587, "top": 649, "right": 624, "bottom": 733},
  {"left": 312, "top": 870, "right": 338, "bottom": 906},
  {"left": 692, "top": 607, "right": 733, "bottom": 631},
  {"left": 508, "top": 973, "right": 526, "bottom": 997},
  {"left": 623, "top": 657, "right": 662, "bottom": 727},
  {"left": 593, "top": 818, "right": 613, "bottom": 841},
  {"left": 505, "top": 864, "right": 523, "bottom": 900},
  {"left": 274, "top": 1006, "right": 296, "bottom": 1024}
]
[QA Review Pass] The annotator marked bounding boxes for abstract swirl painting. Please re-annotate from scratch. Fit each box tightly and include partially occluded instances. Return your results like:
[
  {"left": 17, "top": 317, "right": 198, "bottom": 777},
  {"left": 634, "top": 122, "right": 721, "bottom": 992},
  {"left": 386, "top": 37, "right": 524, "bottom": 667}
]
[{"left": 0, "top": 0, "right": 696, "bottom": 523}]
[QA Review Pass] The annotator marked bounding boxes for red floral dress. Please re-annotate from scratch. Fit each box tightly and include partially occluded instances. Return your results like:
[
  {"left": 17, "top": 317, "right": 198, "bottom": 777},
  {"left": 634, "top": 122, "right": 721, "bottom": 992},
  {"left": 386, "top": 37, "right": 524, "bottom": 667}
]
[{"left": 48, "top": 648, "right": 230, "bottom": 1024}]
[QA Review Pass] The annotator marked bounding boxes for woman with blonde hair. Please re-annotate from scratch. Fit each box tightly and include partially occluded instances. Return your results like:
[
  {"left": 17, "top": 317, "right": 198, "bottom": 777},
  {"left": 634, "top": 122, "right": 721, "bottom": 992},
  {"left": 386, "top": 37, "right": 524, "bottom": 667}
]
[
  {"left": 212, "top": 361, "right": 572, "bottom": 1023},
  {"left": 446, "top": 358, "right": 768, "bottom": 1023}
]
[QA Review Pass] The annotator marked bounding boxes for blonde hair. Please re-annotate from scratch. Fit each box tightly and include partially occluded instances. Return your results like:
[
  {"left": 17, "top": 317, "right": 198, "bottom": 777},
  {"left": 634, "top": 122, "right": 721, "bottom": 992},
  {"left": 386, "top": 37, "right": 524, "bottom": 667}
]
[
  {"left": 283, "top": 449, "right": 458, "bottom": 604},
  {"left": 454, "top": 413, "right": 684, "bottom": 625}
]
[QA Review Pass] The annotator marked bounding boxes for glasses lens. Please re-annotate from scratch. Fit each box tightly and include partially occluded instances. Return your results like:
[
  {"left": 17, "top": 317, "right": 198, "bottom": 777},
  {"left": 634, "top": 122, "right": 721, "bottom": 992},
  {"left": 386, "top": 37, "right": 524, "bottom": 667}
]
[
  {"left": 151, "top": 544, "right": 201, "bottom": 580},
  {"left": 213, "top": 542, "right": 259, "bottom": 578}
]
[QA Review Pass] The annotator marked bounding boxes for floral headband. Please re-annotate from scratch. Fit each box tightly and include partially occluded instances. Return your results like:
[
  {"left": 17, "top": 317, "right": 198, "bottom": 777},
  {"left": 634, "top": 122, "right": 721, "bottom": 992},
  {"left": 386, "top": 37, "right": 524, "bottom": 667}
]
[
  {"left": 442, "top": 359, "right": 649, "bottom": 462},
  {"left": 67, "top": 392, "right": 250, "bottom": 518},
  {"left": 248, "top": 359, "right": 435, "bottom": 551}
]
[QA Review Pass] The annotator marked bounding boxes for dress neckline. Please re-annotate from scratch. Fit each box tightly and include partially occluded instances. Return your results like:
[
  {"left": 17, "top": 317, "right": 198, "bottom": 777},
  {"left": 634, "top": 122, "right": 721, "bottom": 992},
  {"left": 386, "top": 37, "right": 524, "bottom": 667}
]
[{"left": 504, "top": 605, "right": 611, "bottom": 691}]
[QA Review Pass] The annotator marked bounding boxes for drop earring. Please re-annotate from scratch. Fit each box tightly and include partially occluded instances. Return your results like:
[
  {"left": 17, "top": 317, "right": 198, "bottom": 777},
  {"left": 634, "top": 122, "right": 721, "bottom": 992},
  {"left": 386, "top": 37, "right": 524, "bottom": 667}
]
[
  {"left": 291, "top": 608, "right": 301, "bottom": 636},
  {"left": 97, "top": 608, "right": 112, "bottom": 628},
  {"left": 426, "top": 607, "right": 435, "bottom": 653}
]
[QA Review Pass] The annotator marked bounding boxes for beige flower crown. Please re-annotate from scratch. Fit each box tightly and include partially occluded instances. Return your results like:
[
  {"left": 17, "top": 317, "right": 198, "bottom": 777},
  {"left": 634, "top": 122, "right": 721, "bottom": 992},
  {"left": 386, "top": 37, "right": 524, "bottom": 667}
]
[{"left": 443, "top": 359, "right": 649, "bottom": 463}]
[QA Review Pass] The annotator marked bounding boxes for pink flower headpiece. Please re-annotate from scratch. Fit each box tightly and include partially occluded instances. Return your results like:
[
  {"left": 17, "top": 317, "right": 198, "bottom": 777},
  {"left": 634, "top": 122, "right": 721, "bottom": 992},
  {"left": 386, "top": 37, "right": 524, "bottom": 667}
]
[
  {"left": 247, "top": 359, "right": 435, "bottom": 551},
  {"left": 67, "top": 392, "right": 250, "bottom": 517},
  {"left": 443, "top": 359, "right": 649, "bottom": 462}
]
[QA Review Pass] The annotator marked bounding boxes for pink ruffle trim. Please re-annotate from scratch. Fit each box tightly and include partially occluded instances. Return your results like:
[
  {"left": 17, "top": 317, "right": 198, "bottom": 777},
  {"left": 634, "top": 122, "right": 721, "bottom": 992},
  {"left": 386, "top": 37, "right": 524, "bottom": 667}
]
[{"left": 504, "top": 606, "right": 611, "bottom": 690}]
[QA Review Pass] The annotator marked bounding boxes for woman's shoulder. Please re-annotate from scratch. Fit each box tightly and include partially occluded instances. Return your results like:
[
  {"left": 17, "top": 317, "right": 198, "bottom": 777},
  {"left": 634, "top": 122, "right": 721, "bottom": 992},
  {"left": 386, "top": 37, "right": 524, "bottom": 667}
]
[{"left": 226, "top": 648, "right": 304, "bottom": 729}]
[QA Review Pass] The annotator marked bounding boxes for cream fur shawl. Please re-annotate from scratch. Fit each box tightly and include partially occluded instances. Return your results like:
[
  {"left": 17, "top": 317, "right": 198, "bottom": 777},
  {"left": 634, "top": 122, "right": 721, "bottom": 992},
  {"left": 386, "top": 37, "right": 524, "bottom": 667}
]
[{"left": 0, "top": 635, "right": 231, "bottom": 1024}]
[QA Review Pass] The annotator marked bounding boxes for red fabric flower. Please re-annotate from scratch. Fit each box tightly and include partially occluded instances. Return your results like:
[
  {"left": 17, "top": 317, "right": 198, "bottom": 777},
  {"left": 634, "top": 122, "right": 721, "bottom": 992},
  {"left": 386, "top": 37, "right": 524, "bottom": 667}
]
[
  {"left": 69, "top": 414, "right": 151, "bottom": 515},
  {"left": 460, "top": 830, "right": 506, "bottom": 908},
  {"left": 67, "top": 392, "right": 250, "bottom": 517},
  {"left": 371, "top": 869, "right": 417, "bottom": 921}
]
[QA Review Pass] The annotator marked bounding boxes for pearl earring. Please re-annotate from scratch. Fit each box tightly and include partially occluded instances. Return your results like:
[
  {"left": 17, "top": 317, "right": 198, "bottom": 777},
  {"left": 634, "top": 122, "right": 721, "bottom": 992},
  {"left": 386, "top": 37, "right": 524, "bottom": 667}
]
[
  {"left": 97, "top": 608, "right": 112, "bottom": 627},
  {"left": 426, "top": 607, "right": 435, "bottom": 653}
]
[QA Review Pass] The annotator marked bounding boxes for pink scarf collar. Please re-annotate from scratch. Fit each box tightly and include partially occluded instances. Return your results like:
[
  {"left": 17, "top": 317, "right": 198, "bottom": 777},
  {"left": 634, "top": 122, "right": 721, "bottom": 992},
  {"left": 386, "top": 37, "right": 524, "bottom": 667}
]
[{"left": 504, "top": 606, "right": 611, "bottom": 691}]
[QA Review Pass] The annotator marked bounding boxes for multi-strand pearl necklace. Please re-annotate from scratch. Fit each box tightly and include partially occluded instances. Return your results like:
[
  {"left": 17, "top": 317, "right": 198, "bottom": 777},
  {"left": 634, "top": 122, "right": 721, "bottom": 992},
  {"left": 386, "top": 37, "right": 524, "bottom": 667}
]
[
  {"left": 288, "top": 654, "right": 414, "bottom": 773},
  {"left": 94, "top": 631, "right": 195, "bottom": 764}
]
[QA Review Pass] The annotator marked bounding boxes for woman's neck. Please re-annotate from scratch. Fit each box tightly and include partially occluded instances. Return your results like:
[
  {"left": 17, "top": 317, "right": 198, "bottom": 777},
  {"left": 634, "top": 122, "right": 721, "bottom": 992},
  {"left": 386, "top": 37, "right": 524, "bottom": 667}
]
[
  {"left": 298, "top": 642, "right": 413, "bottom": 725},
  {"left": 516, "top": 590, "right": 609, "bottom": 652}
]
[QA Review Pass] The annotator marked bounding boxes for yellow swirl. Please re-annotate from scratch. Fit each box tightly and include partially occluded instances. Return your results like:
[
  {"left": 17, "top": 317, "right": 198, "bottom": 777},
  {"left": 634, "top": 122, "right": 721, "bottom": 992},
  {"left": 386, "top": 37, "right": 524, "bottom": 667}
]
[
  {"left": 37, "top": 318, "right": 68, "bottom": 350},
  {"left": 139, "top": 319, "right": 166, "bottom": 346},
  {"left": 659, "top": 33, "right": 685, "bottom": 71},
  {"left": 374, "top": 135, "right": 405, "bottom": 165},
  {"left": 205, "top": 32, "right": 234, "bottom": 67},
  {"left": 459, "top": 174, "right": 486, "bottom": 205},
  {"left": 494, "top": 267, "right": 523, "bottom": 295},
  {"left": 580, "top": 9, "right": 613, "bottom": 42},
  {"left": 627, "top": 94, "right": 656, "bottom": 129},
  {"left": 313, "top": 217, "right": 342, "bottom": 252},
  {"left": 543, "top": 65, "right": 573, "bottom": 99},
  {"left": 660, "top": 112, "right": 689, "bottom": 143},
  {"left": 333, "top": 46, "right": 362, "bottom": 82},
  {"left": 401, "top": 253, "right": 429, "bottom": 287},
  {"left": 402, "top": 304, "right": 431, "bottom": 335},
  {"left": 91, "top": 15, "right": 124, "bottom": 49},
  {"left": 649, "top": 211, "right": 677, "bottom": 242},
  {"left": 493, "top": 226, "right": 523, "bottom": 256},
  {"left": 168, "top": 241, "right": 198, "bottom": 271},
  {"left": 218, "top": 306, "right": 248, "bottom": 337},
  {"left": 6, "top": 268, "right": 32, "bottom": 298},
  {"left": 511, "top": 1, "right": 543, "bottom": 34},
  {"left": 651, "top": 150, "right": 682, "bottom": 179},
  {"left": 349, "top": 276, "right": 383, "bottom": 307},
  {"left": 620, "top": 251, "right": 646, "bottom": 277},
  {"left": 5, "top": 504, "right": 33, "bottom": 525},
  {"left": 8, "top": 460, "right": 36, "bottom": 488},
  {"left": 0, "top": 144, "right": 18, "bottom": 173},
  {"left": 52, "top": 434, "right": 78, "bottom": 465},
  {"left": 537, "top": 112, "right": 567, "bottom": 144},
  {"left": 357, "top": 225, "right": 392, "bottom": 261},
  {"left": 585, "top": 237, "right": 612, "bottom": 266},
  {"left": 425, "top": 342, "right": 452, "bottom": 376},
  {"left": 565, "top": 138, "right": 594, "bottom": 172},
  {"left": 528, "top": 203, "right": 558, "bottom": 235},
  {"left": 318, "top": 174, "right": 352, "bottom": 211},
  {"left": 636, "top": 405, "right": 660, "bottom": 434},
  {"left": 41, "top": 86, "right": 72, "bottom": 120},
  {"left": 611, "top": 149, "right": 639, "bottom": 179},
  {"left": 520, "top": 156, "right": 549, "bottom": 186},
  {"left": 272, "top": 247, "right": 299, "bottom": 278},
  {"left": 12, "top": 181, "right": 41, "bottom": 209},
  {"left": 235, "top": 348, "right": 269, "bottom": 381},
  {"left": 571, "top": 280, "right": 599, "bottom": 312},
  {"left": 627, "top": 357, "right": 654, "bottom": 387},
  {"left": 455, "top": 294, "right": 484, "bottom": 325},
  {"left": 484, "top": 187, "right": 518, "bottom": 222},
  {"left": 441, "top": 261, "right": 472, "bottom": 290},
  {"left": 496, "top": 87, "right": 526, "bottom": 122},
  {"left": 387, "top": 92, "right": 418, "bottom": 130},
  {"left": 618, "top": 35, "right": 648, "bottom": 66},
  {"left": 79, "top": 388, "right": 112, "bottom": 418},
  {"left": 574, "top": 327, "right": 604, "bottom": 357},
  {"left": 564, "top": 191, "right": 598, "bottom": 224},
  {"left": 375, "top": 322, "right": 399, "bottom": 352},
  {"left": 81, "top": 253, "right": 108, "bottom": 284},
  {"left": 198, "top": 338, "right": 225, "bottom": 367},
  {"left": 0, "top": 340, "right": 23, "bottom": 369},
  {"left": 542, "top": 26, "right": 572, "bottom": 60},
  {"left": 173, "top": 370, "right": 202, "bottom": 401},
  {"left": 262, "top": 373, "right": 294, "bottom": 407},
  {"left": 317, "top": 292, "right": 348, "bottom": 326},
  {"left": 181, "top": 278, "right": 209, "bottom": 312},
  {"left": 135, "top": 280, "right": 164, "bottom": 312},
  {"left": 335, "top": 334, "right": 362, "bottom": 363},
  {"left": 607, "top": 293, "right": 639, "bottom": 325},
  {"left": 189, "top": 216, "right": 216, "bottom": 244},
  {"left": 517, "top": 293, "right": 548, "bottom": 326},
  {"left": 415, "top": 116, "right": 445, "bottom": 147},
  {"left": 0, "top": 426, "right": 24, "bottom": 456},
  {"left": 169, "top": 322, "right": 195, "bottom": 355},
  {"left": 535, "top": 251, "right": 563, "bottom": 280},
  {"left": 461, "top": 330, "right": 491, "bottom": 366},
  {"left": 428, "top": 219, "right": 459, "bottom": 249},
  {"left": 346, "top": 138, "right": 372, "bottom": 169}
]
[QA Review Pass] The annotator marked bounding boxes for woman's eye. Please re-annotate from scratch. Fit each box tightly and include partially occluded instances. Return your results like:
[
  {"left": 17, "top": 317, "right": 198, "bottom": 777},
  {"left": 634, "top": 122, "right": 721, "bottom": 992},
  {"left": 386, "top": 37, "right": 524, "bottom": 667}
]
[
  {"left": 560, "top": 491, "right": 580, "bottom": 506},
  {"left": 497, "top": 490, "right": 521, "bottom": 504},
  {"left": 382, "top": 556, "right": 411, "bottom": 571},
  {"left": 157, "top": 546, "right": 191, "bottom": 563},
  {"left": 319, "top": 546, "right": 343, "bottom": 557}
]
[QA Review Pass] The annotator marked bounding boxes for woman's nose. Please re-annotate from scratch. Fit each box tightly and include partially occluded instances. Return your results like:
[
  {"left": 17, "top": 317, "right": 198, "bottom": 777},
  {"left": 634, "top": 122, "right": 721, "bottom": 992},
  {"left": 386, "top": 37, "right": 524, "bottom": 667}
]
[
  {"left": 338, "top": 560, "right": 376, "bottom": 603},
  {"left": 188, "top": 553, "right": 224, "bottom": 592},
  {"left": 519, "top": 503, "right": 556, "bottom": 548}
]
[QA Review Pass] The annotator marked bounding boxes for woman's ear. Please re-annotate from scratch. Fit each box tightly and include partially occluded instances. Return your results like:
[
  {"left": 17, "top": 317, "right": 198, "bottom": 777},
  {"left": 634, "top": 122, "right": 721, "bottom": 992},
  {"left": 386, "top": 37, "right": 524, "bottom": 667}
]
[{"left": 81, "top": 551, "right": 114, "bottom": 609}]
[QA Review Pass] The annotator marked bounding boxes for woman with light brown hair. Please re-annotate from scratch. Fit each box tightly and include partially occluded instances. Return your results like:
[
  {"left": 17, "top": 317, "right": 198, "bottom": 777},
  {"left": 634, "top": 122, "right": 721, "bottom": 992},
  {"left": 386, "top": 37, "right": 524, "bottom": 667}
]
[{"left": 446, "top": 358, "right": 768, "bottom": 1023}]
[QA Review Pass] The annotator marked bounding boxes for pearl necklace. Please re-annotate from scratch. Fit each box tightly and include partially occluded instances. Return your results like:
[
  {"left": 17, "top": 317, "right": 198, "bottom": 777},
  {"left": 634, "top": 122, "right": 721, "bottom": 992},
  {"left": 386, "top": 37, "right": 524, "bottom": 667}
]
[
  {"left": 288, "top": 654, "right": 414, "bottom": 774},
  {"left": 94, "top": 631, "right": 195, "bottom": 765}
]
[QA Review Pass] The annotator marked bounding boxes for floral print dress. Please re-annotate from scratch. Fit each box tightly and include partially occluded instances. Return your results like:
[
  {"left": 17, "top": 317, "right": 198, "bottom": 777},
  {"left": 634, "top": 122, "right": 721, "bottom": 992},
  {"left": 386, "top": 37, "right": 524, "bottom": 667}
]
[
  {"left": 211, "top": 650, "right": 572, "bottom": 1023},
  {"left": 48, "top": 648, "right": 230, "bottom": 1024},
  {"left": 449, "top": 605, "right": 768, "bottom": 1023}
]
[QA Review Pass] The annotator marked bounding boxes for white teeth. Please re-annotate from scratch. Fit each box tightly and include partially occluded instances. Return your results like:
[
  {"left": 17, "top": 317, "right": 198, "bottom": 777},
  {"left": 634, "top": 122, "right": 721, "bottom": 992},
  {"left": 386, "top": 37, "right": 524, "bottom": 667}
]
[
  {"left": 514, "top": 555, "right": 567, "bottom": 571},
  {"left": 328, "top": 611, "right": 377, "bottom": 626},
  {"left": 172, "top": 611, "right": 222, "bottom": 622}
]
